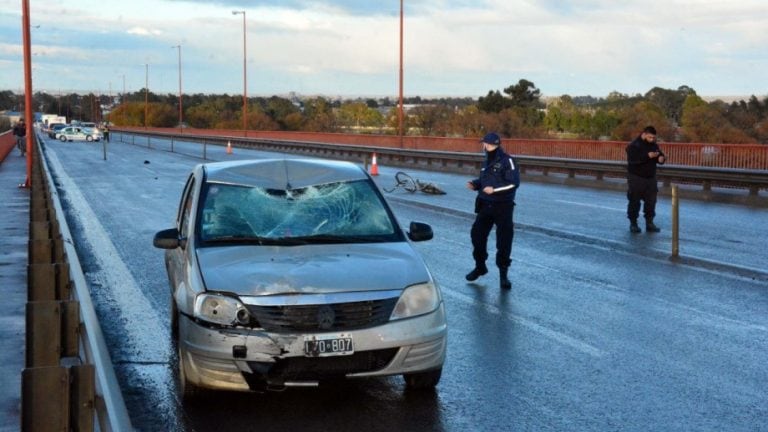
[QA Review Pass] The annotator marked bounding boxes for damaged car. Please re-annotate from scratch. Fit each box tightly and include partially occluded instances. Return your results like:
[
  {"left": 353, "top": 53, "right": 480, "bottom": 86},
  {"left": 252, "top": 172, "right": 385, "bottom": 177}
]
[{"left": 153, "top": 158, "right": 447, "bottom": 398}]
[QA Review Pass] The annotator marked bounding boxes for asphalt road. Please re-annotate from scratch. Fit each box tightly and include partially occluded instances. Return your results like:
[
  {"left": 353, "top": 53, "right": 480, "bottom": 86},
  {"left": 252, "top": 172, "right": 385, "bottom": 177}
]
[{"left": 39, "top": 133, "right": 768, "bottom": 431}]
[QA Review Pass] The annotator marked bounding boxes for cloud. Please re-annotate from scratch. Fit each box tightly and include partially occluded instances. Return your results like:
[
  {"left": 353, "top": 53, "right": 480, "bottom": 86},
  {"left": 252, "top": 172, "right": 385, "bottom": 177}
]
[
  {"left": 1, "top": 0, "right": 766, "bottom": 97},
  {"left": 126, "top": 27, "right": 164, "bottom": 37}
]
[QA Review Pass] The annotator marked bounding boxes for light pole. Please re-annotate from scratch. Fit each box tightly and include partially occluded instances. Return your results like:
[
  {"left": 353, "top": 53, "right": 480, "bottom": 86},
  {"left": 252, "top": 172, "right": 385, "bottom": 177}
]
[
  {"left": 398, "top": 0, "right": 404, "bottom": 147},
  {"left": 144, "top": 63, "right": 149, "bottom": 129},
  {"left": 121, "top": 74, "right": 126, "bottom": 126},
  {"left": 232, "top": 10, "right": 247, "bottom": 136},
  {"left": 172, "top": 44, "right": 183, "bottom": 133}
]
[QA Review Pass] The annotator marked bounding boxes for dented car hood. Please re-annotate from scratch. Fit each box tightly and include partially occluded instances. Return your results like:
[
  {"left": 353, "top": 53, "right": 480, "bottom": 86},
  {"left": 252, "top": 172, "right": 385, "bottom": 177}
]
[{"left": 196, "top": 242, "right": 431, "bottom": 295}]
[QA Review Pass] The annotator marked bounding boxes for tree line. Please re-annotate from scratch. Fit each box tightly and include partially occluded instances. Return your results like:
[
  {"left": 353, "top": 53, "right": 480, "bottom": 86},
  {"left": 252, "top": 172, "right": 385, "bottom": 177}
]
[{"left": 2, "top": 80, "right": 766, "bottom": 144}]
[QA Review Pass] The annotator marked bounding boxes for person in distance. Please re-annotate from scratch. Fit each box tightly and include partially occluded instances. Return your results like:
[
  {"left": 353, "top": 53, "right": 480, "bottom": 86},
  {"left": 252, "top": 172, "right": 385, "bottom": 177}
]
[{"left": 626, "top": 125, "right": 666, "bottom": 233}]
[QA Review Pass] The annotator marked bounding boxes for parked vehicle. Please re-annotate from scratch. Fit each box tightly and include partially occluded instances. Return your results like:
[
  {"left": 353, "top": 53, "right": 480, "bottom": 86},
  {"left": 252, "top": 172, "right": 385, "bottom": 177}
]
[
  {"left": 153, "top": 158, "right": 446, "bottom": 398},
  {"left": 47, "top": 123, "right": 66, "bottom": 138},
  {"left": 56, "top": 126, "right": 101, "bottom": 142}
]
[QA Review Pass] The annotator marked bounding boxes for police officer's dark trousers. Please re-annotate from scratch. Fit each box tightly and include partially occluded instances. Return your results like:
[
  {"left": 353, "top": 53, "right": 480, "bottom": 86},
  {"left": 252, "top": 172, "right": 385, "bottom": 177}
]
[
  {"left": 471, "top": 200, "right": 514, "bottom": 271},
  {"left": 627, "top": 173, "right": 658, "bottom": 221}
]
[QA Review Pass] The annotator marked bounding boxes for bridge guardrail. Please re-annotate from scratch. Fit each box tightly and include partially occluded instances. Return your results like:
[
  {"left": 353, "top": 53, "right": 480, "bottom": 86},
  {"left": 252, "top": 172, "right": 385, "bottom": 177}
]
[
  {"left": 22, "top": 129, "right": 133, "bottom": 431},
  {"left": 115, "top": 130, "right": 768, "bottom": 200}
]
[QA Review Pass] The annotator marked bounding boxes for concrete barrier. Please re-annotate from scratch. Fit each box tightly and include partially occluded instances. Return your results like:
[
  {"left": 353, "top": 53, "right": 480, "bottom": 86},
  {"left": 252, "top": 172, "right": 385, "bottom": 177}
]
[{"left": 21, "top": 130, "right": 133, "bottom": 431}]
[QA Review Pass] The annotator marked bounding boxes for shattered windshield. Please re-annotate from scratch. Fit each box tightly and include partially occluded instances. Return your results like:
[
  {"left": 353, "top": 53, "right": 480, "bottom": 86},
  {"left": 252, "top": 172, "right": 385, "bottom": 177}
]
[{"left": 198, "top": 179, "right": 400, "bottom": 244}]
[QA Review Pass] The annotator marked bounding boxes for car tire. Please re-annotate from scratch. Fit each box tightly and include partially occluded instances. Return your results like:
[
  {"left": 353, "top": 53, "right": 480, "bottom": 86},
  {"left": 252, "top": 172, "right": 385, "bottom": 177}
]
[
  {"left": 403, "top": 368, "right": 442, "bottom": 390},
  {"left": 86, "top": 135, "right": 93, "bottom": 142},
  {"left": 59, "top": 136, "right": 66, "bottom": 142},
  {"left": 170, "top": 301, "right": 179, "bottom": 340}
]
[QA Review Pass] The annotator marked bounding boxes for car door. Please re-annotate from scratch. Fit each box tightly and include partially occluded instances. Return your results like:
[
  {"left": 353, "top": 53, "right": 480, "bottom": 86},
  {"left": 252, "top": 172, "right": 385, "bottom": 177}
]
[{"left": 166, "top": 173, "right": 197, "bottom": 298}]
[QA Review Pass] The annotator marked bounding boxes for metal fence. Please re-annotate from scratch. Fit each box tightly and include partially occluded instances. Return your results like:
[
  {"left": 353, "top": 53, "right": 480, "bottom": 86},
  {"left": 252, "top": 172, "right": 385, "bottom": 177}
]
[{"left": 119, "top": 127, "right": 768, "bottom": 171}]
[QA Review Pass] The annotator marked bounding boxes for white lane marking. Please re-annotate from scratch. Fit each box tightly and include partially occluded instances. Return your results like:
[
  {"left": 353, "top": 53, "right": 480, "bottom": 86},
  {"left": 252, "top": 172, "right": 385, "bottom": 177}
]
[
  {"left": 555, "top": 199, "right": 625, "bottom": 212},
  {"left": 46, "top": 151, "right": 171, "bottom": 362},
  {"left": 441, "top": 288, "right": 606, "bottom": 358}
]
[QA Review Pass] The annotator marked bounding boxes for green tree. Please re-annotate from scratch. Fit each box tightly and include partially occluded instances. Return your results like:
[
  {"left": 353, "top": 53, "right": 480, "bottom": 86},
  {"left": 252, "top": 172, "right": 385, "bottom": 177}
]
[
  {"left": 503, "top": 79, "right": 543, "bottom": 108},
  {"left": 264, "top": 96, "right": 300, "bottom": 128},
  {"left": 477, "top": 90, "right": 509, "bottom": 113},
  {"left": 302, "top": 97, "right": 337, "bottom": 132},
  {"left": 337, "top": 102, "right": 383, "bottom": 130},
  {"left": 644, "top": 85, "right": 696, "bottom": 126},
  {"left": 612, "top": 101, "right": 673, "bottom": 141},
  {"left": 680, "top": 94, "right": 756, "bottom": 143},
  {"left": 409, "top": 104, "right": 453, "bottom": 136}
]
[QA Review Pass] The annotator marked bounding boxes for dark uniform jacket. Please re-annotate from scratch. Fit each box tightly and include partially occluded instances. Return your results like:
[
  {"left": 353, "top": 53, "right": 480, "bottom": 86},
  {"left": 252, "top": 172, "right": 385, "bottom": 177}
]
[
  {"left": 626, "top": 135, "right": 665, "bottom": 178},
  {"left": 470, "top": 148, "right": 520, "bottom": 204}
]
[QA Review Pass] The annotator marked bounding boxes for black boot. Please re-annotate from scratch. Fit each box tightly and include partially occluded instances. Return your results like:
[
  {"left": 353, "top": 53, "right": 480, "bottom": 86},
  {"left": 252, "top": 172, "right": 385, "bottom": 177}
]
[
  {"left": 629, "top": 219, "right": 641, "bottom": 233},
  {"left": 645, "top": 218, "right": 660, "bottom": 233},
  {"left": 465, "top": 264, "right": 488, "bottom": 281},
  {"left": 499, "top": 267, "right": 511, "bottom": 290}
]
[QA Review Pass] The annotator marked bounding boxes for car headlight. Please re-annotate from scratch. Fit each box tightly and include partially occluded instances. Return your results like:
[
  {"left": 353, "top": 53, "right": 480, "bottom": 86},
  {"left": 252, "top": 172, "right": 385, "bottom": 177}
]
[
  {"left": 390, "top": 283, "right": 440, "bottom": 320},
  {"left": 194, "top": 293, "right": 250, "bottom": 326}
]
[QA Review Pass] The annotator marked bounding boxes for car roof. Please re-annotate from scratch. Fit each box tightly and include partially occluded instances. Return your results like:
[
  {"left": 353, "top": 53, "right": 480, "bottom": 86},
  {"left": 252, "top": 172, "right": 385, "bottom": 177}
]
[{"left": 201, "top": 158, "right": 369, "bottom": 190}]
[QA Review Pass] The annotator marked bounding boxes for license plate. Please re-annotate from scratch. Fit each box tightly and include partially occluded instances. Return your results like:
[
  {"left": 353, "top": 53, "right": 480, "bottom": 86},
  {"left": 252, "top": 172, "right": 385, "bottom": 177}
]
[{"left": 304, "top": 334, "right": 354, "bottom": 357}]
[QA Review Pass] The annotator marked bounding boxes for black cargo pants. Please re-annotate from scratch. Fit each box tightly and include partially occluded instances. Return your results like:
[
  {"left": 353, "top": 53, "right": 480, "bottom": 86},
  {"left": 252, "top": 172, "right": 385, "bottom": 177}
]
[
  {"left": 627, "top": 173, "right": 658, "bottom": 221},
  {"left": 471, "top": 200, "right": 515, "bottom": 269}
]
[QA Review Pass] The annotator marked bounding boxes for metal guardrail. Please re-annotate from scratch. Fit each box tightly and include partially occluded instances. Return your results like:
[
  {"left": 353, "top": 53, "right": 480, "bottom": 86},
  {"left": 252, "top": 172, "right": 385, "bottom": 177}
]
[
  {"left": 116, "top": 130, "right": 768, "bottom": 198},
  {"left": 23, "top": 130, "right": 133, "bottom": 431}
]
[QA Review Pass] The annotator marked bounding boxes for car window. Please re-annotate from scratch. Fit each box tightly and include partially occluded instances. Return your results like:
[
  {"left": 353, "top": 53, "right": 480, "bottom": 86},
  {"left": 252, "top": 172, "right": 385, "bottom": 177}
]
[
  {"left": 199, "top": 179, "right": 398, "bottom": 243},
  {"left": 178, "top": 175, "right": 196, "bottom": 237}
]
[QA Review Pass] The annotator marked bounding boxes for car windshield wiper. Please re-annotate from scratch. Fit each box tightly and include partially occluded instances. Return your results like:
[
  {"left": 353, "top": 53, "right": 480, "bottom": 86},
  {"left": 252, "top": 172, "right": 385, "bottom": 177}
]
[
  {"left": 286, "top": 234, "right": 374, "bottom": 244},
  {"left": 204, "top": 235, "right": 265, "bottom": 245}
]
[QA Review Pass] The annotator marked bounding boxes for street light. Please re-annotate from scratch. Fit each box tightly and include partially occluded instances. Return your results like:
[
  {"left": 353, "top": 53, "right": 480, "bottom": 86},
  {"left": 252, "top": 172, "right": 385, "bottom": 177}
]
[
  {"left": 398, "top": 0, "right": 404, "bottom": 146},
  {"left": 144, "top": 63, "right": 149, "bottom": 129},
  {"left": 121, "top": 74, "right": 126, "bottom": 126},
  {"left": 232, "top": 10, "right": 247, "bottom": 136},
  {"left": 172, "top": 44, "right": 183, "bottom": 133}
]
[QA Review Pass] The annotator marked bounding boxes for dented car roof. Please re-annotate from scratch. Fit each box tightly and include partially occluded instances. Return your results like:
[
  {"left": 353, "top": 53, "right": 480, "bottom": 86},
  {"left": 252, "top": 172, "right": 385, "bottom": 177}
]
[{"left": 201, "top": 158, "right": 370, "bottom": 190}]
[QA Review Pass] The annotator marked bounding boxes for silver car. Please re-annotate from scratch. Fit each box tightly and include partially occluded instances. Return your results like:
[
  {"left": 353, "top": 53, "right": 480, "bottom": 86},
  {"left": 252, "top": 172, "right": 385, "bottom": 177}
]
[
  {"left": 56, "top": 125, "right": 101, "bottom": 142},
  {"left": 153, "top": 158, "right": 447, "bottom": 398}
]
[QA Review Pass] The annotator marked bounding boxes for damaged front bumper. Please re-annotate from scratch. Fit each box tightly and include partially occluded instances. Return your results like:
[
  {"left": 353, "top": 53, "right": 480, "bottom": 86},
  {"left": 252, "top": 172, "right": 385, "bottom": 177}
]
[{"left": 178, "top": 302, "right": 447, "bottom": 392}]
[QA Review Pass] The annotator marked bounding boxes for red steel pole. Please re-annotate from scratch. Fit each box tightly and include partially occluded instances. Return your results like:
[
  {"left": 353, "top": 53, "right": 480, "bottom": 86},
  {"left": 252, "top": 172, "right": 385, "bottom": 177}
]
[
  {"left": 398, "top": 0, "right": 404, "bottom": 147},
  {"left": 21, "top": 0, "right": 34, "bottom": 188}
]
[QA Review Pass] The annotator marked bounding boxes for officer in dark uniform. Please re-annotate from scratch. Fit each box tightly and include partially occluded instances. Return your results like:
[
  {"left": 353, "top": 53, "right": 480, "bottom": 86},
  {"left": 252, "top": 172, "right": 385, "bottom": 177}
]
[
  {"left": 626, "top": 125, "right": 665, "bottom": 233},
  {"left": 465, "top": 132, "right": 520, "bottom": 290}
]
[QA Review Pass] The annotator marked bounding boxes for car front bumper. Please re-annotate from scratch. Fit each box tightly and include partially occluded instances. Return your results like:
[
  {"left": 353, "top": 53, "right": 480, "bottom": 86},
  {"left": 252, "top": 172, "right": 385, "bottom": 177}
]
[{"left": 178, "top": 302, "right": 447, "bottom": 392}]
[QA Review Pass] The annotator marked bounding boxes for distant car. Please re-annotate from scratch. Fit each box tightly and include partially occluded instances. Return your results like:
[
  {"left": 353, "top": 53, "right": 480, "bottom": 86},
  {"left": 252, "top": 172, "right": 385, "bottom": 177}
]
[
  {"left": 56, "top": 126, "right": 101, "bottom": 142},
  {"left": 153, "top": 158, "right": 446, "bottom": 398},
  {"left": 47, "top": 123, "right": 66, "bottom": 138}
]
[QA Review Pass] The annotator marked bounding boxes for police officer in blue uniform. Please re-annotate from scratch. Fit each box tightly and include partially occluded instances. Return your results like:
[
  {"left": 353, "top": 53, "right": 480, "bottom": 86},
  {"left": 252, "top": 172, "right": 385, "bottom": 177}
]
[{"left": 465, "top": 132, "right": 520, "bottom": 290}]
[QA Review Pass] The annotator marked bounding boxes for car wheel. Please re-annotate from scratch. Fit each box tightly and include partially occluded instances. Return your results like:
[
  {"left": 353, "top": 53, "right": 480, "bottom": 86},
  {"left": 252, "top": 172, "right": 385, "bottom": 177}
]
[
  {"left": 59, "top": 136, "right": 66, "bottom": 142},
  {"left": 403, "top": 368, "right": 442, "bottom": 390},
  {"left": 170, "top": 300, "right": 179, "bottom": 340},
  {"left": 86, "top": 135, "right": 93, "bottom": 142},
  {"left": 403, "top": 368, "right": 443, "bottom": 390}
]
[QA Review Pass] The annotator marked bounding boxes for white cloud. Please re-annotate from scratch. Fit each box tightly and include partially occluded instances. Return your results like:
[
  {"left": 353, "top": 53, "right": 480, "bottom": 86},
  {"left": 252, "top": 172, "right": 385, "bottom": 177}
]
[{"left": 1, "top": 0, "right": 766, "bottom": 97}]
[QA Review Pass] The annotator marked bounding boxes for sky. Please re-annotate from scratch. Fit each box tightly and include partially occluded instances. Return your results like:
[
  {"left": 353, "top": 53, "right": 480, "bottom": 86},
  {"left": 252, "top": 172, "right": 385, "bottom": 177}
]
[{"left": 0, "top": 0, "right": 767, "bottom": 100}]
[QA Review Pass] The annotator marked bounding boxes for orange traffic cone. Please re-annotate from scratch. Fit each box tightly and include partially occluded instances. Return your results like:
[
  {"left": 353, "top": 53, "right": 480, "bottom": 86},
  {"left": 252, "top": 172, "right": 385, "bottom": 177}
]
[
  {"left": 226, "top": 141, "right": 233, "bottom": 155},
  {"left": 370, "top": 152, "right": 379, "bottom": 176}
]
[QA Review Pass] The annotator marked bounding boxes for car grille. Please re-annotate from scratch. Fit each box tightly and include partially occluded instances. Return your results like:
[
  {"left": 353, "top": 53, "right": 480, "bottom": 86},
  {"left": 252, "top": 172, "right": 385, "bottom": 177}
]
[
  {"left": 246, "top": 298, "right": 399, "bottom": 333},
  {"left": 245, "top": 348, "right": 399, "bottom": 384}
]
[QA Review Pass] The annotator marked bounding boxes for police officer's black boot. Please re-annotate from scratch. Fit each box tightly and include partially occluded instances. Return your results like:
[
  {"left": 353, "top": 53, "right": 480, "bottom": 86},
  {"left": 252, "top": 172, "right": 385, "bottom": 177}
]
[
  {"left": 465, "top": 264, "right": 488, "bottom": 281},
  {"left": 645, "top": 218, "right": 660, "bottom": 233},
  {"left": 629, "top": 219, "right": 641, "bottom": 233},
  {"left": 499, "top": 267, "right": 511, "bottom": 290}
]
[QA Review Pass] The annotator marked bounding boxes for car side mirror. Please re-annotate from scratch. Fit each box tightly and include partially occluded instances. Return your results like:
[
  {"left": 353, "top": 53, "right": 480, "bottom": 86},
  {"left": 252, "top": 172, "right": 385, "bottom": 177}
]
[
  {"left": 407, "top": 221, "right": 433, "bottom": 242},
  {"left": 153, "top": 228, "right": 183, "bottom": 249}
]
